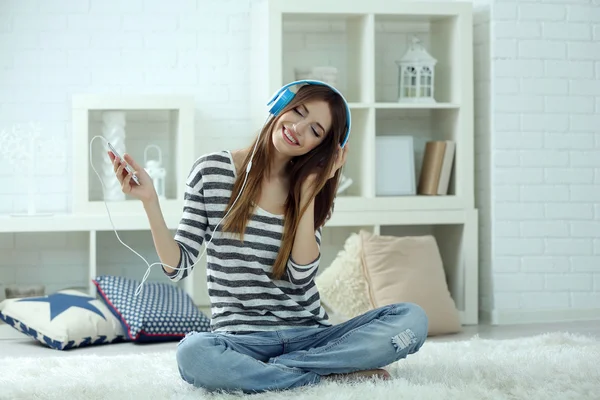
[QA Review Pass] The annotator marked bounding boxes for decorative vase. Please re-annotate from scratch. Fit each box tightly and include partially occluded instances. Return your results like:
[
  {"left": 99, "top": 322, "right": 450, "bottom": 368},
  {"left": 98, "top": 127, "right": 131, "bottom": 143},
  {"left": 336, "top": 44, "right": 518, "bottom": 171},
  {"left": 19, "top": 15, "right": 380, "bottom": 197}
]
[
  {"left": 144, "top": 144, "right": 167, "bottom": 200},
  {"left": 101, "top": 111, "right": 127, "bottom": 202}
]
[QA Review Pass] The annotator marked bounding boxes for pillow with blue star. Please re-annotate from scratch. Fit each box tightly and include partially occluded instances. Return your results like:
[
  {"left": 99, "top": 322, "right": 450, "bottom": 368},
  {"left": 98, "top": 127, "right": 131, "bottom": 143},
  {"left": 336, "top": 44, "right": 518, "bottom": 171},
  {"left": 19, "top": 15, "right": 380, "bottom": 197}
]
[
  {"left": 93, "top": 275, "right": 211, "bottom": 342},
  {"left": 0, "top": 289, "right": 127, "bottom": 350}
]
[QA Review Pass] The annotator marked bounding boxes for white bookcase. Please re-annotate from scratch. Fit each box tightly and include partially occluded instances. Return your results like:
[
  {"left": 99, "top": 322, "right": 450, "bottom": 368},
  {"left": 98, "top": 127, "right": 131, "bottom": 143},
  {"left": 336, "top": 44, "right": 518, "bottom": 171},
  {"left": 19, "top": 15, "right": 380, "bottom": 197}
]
[{"left": 250, "top": 0, "right": 478, "bottom": 324}]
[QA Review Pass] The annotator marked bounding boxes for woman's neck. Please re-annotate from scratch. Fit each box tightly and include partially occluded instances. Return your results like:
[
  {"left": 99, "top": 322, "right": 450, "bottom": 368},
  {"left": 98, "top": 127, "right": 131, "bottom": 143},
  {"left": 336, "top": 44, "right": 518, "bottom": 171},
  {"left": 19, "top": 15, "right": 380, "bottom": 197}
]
[
  {"left": 235, "top": 147, "right": 291, "bottom": 182},
  {"left": 267, "top": 150, "right": 292, "bottom": 181}
]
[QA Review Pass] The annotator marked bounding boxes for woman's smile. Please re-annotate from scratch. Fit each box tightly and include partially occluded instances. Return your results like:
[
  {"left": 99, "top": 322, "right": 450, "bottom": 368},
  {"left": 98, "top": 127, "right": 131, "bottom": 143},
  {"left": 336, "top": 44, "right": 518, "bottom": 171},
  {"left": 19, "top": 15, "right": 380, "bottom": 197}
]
[{"left": 282, "top": 126, "right": 300, "bottom": 146}]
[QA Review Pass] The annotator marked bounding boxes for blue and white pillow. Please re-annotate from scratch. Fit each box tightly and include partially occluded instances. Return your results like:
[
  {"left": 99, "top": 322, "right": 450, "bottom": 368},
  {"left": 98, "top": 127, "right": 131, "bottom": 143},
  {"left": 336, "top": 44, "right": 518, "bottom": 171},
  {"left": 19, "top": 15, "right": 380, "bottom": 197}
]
[
  {"left": 93, "top": 275, "right": 211, "bottom": 342},
  {"left": 0, "top": 289, "right": 126, "bottom": 350}
]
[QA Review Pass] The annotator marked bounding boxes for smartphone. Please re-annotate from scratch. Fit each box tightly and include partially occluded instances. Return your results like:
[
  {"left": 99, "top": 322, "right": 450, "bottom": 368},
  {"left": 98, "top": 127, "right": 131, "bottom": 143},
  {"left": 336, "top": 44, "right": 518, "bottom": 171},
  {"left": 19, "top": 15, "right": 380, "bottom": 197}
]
[{"left": 107, "top": 142, "right": 140, "bottom": 185}]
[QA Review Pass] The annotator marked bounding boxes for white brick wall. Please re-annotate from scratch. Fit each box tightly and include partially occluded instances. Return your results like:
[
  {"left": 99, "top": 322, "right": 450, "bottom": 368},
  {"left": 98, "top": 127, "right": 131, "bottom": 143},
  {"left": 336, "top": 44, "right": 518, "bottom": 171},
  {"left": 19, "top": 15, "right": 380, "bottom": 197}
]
[{"left": 486, "top": 0, "right": 600, "bottom": 319}]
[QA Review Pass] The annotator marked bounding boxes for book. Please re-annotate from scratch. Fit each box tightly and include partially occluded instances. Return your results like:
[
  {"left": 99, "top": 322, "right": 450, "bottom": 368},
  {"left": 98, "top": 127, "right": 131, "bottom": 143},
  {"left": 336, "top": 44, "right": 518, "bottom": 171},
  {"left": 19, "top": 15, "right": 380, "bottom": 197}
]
[{"left": 417, "top": 140, "right": 455, "bottom": 195}]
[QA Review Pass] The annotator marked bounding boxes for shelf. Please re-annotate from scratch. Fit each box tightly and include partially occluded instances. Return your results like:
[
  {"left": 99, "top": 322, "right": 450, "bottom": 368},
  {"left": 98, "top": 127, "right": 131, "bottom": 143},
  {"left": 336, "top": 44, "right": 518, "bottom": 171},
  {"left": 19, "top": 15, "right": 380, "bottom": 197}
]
[
  {"left": 72, "top": 95, "right": 193, "bottom": 110},
  {"left": 251, "top": 0, "right": 471, "bottom": 107},
  {"left": 268, "top": 0, "right": 472, "bottom": 17},
  {"left": 347, "top": 102, "right": 371, "bottom": 109},
  {"left": 374, "top": 12, "right": 467, "bottom": 104},
  {"left": 0, "top": 212, "right": 168, "bottom": 233},
  {"left": 281, "top": 13, "right": 374, "bottom": 104},
  {"left": 72, "top": 94, "right": 195, "bottom": 214},
  {"left": 350, "top": 102, "right": 460, "bottom": 109},
  {"left": 335, "top": 195, "right": 464, "bottom": 212},
  {"left": 0, "top": 215, "right": 478, "bottom": 323},
  {"left": 0, "top": 199, "right": 468, "bottom": 233},
  {"left": 374, "top": 106, "right": 468, "bottom": 201},
  {"left": 379, "top": 216, "right": 478, "bottom": 325},
  {"left": 374, "top": 102, "right": 460, "bottom": 109},
  {"left": 317, "top": 210, "right": 478, "bottom": 325}
]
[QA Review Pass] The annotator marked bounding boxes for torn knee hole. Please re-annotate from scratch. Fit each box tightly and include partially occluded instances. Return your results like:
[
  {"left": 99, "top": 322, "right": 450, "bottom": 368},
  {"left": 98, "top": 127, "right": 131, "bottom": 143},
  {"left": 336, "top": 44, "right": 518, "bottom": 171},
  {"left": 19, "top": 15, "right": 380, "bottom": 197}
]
[{"left": 391, "top": 329, "right": 418, "bottom": 352}]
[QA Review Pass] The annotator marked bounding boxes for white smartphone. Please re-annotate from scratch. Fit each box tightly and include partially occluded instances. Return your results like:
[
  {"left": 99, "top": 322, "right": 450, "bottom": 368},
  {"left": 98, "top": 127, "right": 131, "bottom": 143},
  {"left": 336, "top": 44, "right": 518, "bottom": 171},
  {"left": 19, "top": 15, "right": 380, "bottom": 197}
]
[{"left": 107, "top": 143, "right": 140, "bottom": 185}]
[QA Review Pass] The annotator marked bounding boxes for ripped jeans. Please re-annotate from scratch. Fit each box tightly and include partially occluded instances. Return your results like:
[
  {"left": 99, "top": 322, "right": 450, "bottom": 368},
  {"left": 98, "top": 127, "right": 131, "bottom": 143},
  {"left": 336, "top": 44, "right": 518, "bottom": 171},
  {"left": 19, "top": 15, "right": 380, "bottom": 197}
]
[{"left": 176, "top": 302, "right": 428, "bottom": 394}]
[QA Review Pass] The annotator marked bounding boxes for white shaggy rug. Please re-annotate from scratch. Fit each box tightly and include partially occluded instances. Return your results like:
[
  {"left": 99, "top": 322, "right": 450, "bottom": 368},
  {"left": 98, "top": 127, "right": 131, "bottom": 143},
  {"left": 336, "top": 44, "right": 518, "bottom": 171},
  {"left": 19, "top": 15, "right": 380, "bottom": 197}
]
[{"left": 1, "top": 332, "right": 599, "bottom": 400}]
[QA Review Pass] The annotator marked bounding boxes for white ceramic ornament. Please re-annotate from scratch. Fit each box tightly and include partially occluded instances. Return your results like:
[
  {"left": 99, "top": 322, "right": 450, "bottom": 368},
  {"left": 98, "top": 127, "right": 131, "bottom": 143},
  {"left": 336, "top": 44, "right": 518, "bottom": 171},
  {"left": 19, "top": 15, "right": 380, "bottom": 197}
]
[{"left": 144, "top": 144, "right": 166, "bottom": 200}]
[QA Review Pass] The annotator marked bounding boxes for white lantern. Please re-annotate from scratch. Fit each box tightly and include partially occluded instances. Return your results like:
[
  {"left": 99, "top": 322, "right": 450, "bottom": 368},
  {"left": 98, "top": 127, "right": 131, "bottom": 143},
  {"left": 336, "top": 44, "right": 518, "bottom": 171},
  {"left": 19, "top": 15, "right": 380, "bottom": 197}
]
[
  {"left": 396, "top": 36, "right": 437, "bottom": 103},
  {"left": 144, "top": 144, "right": 166, "bottom": 200}
]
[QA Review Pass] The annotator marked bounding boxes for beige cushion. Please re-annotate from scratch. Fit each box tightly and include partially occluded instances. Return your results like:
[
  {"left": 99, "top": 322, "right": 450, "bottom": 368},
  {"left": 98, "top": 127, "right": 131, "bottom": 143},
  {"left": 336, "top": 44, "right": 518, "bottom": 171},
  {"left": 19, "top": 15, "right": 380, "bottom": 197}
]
[
  {"left": 315, "top": 233, "right": 371, "bottom": 322},
  {"left": 359, "top": 230, "right": 462, "bottom": 336}
]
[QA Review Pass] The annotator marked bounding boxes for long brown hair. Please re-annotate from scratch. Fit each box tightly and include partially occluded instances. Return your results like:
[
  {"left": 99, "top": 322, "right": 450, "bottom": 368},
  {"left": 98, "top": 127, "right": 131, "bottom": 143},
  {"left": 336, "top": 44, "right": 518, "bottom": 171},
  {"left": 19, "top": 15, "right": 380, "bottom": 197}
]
[{"left": 221, "top": 84, "right": 349, "bottom": 280}]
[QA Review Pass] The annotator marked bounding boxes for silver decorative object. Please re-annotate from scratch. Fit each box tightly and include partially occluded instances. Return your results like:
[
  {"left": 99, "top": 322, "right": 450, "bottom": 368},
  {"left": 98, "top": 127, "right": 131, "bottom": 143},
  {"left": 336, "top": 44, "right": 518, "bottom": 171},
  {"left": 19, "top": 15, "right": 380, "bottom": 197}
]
[{"left": 144, "top": 144, "right": 166, "bottom": 200}]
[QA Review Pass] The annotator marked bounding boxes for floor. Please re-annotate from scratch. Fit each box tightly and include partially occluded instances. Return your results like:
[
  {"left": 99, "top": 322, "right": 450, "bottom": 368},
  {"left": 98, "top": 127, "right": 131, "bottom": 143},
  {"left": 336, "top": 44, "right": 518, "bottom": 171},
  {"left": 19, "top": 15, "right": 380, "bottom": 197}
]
[{"left": 1, "top": 318, "right": 599, "bottom": 358}]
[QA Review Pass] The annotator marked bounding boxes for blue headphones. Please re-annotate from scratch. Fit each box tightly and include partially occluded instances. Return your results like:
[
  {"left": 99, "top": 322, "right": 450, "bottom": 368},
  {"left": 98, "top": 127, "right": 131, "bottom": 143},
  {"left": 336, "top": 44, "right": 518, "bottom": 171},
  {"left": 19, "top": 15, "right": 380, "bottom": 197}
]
[{"left": 266, "top": 80, "right": 351, "bottom": 148}]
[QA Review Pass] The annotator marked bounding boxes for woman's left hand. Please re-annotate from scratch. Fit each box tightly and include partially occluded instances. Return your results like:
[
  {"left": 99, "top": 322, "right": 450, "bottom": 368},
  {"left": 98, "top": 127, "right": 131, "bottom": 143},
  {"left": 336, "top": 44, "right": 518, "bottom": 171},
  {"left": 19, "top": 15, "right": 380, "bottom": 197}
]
[
  {"left": 327, "top": 143, "right": 349, "bottom": 179},
  {"left": 303, "top": 143, "right": 349, "bottom": 194}
]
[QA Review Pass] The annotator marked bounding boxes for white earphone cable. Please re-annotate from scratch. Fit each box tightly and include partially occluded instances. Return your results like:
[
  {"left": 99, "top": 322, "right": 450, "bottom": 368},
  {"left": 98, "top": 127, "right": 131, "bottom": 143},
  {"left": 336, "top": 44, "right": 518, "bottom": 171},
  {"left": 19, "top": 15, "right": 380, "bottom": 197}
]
[{"left": 88, "top": 114, "right": 271, "bottom": 297}]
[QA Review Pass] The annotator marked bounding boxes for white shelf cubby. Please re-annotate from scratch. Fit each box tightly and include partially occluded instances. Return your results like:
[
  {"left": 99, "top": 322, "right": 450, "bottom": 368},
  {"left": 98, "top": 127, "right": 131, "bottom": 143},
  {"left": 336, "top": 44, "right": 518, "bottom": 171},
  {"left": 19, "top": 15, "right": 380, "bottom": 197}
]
[
  {"left": 72, "top": 94, "right": 195, "bottom": 215},
  {"left": 374, "top": 12, "right": 468, "bottom": 105}
]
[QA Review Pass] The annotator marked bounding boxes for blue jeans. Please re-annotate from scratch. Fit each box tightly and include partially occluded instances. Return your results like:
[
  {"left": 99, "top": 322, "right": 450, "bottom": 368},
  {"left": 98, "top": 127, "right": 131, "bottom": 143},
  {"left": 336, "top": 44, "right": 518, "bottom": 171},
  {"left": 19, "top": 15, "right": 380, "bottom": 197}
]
[{"left": 176, "top": 302, "right": 428, "bottom": 394}]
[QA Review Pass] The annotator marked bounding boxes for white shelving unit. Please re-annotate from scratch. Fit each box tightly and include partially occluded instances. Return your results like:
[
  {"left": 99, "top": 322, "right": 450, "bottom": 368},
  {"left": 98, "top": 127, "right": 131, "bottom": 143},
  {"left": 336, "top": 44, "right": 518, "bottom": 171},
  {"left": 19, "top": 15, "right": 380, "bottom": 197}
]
[{"left": 250, "top": 0, "right": 478, "bottom": 324}]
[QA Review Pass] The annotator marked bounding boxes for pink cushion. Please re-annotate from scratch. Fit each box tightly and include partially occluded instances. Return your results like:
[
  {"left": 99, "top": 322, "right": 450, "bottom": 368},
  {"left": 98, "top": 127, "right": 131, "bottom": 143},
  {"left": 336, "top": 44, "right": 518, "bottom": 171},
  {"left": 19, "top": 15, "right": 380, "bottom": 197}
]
[{"left": 359, "top": 230, "right": 462, "bottom": 336}]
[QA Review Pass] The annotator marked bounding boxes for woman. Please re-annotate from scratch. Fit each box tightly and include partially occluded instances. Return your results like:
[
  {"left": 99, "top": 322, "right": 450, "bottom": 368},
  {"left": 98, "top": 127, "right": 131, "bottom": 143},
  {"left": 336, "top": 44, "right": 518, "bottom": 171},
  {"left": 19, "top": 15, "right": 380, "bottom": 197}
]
[{"left": 108, "top": 81, "right": 428, "bottom": 394}]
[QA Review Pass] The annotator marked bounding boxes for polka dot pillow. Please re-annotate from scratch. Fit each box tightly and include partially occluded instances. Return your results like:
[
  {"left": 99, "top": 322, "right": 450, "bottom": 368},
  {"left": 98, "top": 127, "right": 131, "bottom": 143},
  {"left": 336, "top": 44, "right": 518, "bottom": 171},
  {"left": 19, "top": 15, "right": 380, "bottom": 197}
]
[{"left": 93, "top": 275, "right": 211, "bottom": 342}]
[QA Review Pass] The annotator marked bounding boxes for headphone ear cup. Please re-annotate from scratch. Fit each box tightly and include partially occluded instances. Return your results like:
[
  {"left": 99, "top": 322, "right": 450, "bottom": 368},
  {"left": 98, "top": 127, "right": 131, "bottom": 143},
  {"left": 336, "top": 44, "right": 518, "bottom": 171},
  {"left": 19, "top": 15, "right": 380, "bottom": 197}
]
[{"left": 268, "top": 88, "right": 295, "bottom": 116}]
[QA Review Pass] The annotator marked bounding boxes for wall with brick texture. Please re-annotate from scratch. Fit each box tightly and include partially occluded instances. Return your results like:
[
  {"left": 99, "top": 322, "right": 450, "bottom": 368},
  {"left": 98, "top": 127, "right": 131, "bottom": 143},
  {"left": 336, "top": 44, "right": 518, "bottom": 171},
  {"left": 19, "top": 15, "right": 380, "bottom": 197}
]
[{"left": 484, "top": 0, "right": 600, "bottom": 323}]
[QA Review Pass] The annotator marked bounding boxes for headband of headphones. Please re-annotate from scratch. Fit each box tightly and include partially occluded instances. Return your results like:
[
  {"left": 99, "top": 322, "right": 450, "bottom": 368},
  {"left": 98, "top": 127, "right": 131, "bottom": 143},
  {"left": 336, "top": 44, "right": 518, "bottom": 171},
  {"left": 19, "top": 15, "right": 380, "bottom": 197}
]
[{"left": 266, "top": 80, "right": 351, "bottom": 148}]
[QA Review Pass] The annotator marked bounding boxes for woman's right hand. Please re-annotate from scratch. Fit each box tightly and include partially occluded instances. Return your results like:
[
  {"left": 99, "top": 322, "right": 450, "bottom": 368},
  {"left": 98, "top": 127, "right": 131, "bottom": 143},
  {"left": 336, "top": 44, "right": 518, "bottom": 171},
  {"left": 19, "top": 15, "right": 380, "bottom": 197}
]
[{"left": 108, "top": 151, "right": 157, "bottom": 205}]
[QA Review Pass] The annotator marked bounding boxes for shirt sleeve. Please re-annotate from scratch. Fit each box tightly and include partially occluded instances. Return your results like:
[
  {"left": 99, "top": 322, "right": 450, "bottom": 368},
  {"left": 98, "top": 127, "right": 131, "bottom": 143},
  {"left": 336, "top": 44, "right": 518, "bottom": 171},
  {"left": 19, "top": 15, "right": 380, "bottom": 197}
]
[
  {"left": 286, "top": 226, "right": 322, "bottom": 286},
  {"left": 165, "top": 157, "right": 208, "bottom": 282}
]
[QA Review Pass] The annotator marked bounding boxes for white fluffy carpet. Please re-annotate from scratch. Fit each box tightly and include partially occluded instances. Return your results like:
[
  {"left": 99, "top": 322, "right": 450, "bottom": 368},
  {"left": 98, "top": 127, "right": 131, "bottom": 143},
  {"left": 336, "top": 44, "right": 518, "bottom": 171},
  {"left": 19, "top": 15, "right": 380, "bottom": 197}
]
[{"left": 1, "top": 332, "right": 599, "bottom": 400}]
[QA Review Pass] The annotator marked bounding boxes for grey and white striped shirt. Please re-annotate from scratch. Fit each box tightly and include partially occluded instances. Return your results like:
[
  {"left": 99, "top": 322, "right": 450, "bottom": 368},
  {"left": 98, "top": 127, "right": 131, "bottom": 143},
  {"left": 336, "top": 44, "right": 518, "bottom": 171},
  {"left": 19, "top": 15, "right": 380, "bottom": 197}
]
[{"left": 165, "top": 150, "right": 331, "bottom": 333}]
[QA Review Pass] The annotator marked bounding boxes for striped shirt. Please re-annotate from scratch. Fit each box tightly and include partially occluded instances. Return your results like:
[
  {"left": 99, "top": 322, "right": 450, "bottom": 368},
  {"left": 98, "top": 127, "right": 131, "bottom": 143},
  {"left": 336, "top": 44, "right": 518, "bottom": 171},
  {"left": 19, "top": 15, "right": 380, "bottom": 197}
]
[{"left": 165, "top": 150, "right": 332, "bottom": 333}]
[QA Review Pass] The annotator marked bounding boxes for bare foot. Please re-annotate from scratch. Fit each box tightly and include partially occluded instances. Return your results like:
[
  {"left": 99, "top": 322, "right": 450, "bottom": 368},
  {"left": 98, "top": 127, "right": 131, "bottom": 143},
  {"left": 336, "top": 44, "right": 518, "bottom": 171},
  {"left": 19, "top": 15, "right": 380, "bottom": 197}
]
[{"left": 324, "top": 368, "right": 391, "bottom": 382}]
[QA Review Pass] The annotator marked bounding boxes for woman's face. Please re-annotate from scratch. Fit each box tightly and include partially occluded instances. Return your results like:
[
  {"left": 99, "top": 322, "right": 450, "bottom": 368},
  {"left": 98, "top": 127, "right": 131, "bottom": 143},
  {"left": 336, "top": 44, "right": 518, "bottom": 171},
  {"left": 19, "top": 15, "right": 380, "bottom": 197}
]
[{"left": 271, "top": 99, "right": 332, "bottom": 158}]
